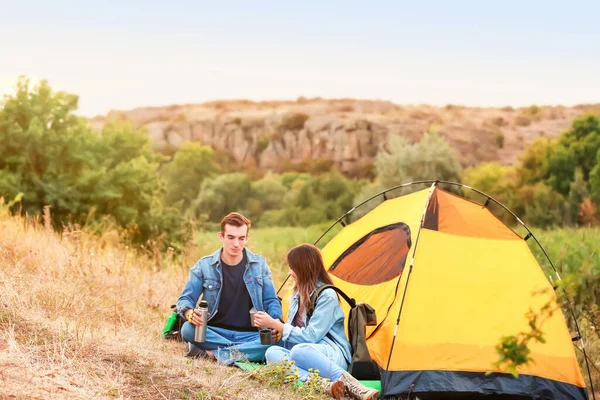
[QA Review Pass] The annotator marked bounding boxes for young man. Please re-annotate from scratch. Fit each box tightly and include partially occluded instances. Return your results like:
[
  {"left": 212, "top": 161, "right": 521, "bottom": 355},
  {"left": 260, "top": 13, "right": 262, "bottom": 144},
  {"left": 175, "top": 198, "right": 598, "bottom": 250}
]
[{"left": 176, "top": 212, "right": 283, "bottom": 364}]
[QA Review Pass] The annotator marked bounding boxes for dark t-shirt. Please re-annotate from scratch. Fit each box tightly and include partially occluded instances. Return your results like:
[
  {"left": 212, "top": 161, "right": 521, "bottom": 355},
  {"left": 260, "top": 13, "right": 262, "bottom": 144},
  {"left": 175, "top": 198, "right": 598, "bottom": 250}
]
[{"left": 208, "top": 251, "right": 255, "bottom": 331}]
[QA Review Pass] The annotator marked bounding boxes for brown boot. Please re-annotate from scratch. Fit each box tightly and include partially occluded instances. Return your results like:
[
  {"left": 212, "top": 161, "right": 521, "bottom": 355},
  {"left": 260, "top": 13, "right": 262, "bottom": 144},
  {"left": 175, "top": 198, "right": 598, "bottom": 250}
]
[
  {"left": 339, "top": 371, "right": 379, "bottom": 400},
  {"left": 324, "top": 379, "right": 345, "bottom": 400}
]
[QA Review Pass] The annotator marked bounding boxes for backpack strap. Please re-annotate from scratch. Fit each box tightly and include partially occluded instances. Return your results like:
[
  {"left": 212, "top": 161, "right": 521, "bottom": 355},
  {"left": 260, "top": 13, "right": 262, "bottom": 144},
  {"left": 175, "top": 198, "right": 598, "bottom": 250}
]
[{"left": 308, "top": 284, "right": 356, "bottom": 318}]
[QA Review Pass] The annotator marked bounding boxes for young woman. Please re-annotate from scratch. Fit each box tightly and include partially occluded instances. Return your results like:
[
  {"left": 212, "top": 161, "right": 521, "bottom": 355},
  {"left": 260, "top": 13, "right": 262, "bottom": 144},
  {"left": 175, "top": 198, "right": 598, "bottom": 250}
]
[{"left": 254, "top": 243, "right": 379, "bottom": 400}]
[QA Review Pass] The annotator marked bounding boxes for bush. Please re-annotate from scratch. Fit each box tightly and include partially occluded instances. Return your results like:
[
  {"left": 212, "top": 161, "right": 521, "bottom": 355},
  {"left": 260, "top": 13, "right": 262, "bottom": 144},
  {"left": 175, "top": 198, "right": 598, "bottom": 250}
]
[
  {"left": 375, "top": 129, "right": 462, "bottom": 188},
  {"left": 519, "top": 183, "right": 568, "bottom": 228},
  {"left": 279, "top": 113, "right": 309, "bottom": 131},
  {"left": 191, "top": 173, "right": 252, "bottom": 222},
  {"left": 256, "top": 133, "right": 271, "bottom": 155},
  {"left": 517, "top": 137, "right": 552, "bottom": 185},
  {"left": 250, "top": 173, "right": 287, "bottom": 212},
  {"left": 495, "top": 131, "right": 505, "bottom": 148},
  {"left": 515, "top": 114, "right": 532, "bottom": 127},
  {"left": 259, "top": 207, "right": 301, "bottom": 227},
  {"left": 0, "top": 77, "right": 184, "bottom": 247},
  {"left": 162, "top": 142, "right": 218, "bottom": 210}
]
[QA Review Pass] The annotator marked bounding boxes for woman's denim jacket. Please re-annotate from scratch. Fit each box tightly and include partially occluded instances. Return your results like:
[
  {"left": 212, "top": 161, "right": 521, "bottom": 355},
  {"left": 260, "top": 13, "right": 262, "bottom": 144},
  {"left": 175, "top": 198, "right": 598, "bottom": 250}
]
[
  {"left": 176, "top": 248, "right": 283, "bottom": 322},
  {"left": 282, "top": 281, "right": 352, "bottom": 364}
]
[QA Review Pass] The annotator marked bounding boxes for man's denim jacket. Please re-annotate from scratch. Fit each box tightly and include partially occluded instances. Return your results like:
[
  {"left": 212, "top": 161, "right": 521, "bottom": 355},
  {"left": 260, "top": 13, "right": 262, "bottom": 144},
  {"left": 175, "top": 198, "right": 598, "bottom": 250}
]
[{"left": 176, "top": 248, "right": 283, "bottom": 323}]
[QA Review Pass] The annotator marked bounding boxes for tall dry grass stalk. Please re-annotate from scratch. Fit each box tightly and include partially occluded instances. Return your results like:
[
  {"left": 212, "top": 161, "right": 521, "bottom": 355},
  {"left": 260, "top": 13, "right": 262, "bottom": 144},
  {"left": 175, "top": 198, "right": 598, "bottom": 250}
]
[{"left": 0, "top": 205, "right": 323, "bottom": 399}]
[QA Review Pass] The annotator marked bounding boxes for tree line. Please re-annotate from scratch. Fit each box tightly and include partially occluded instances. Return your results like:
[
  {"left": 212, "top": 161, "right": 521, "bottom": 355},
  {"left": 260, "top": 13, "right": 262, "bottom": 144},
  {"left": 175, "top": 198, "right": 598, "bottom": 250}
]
[{"left": 1, "top": 77, "right": 599, "bottom": 251}]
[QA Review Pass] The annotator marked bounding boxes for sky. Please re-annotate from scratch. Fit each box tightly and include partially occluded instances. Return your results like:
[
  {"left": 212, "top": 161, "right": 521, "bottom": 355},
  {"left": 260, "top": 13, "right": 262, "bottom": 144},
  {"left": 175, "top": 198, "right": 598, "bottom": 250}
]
[{"left": 1, "top": 0, "right": 599, "bottom": 117}]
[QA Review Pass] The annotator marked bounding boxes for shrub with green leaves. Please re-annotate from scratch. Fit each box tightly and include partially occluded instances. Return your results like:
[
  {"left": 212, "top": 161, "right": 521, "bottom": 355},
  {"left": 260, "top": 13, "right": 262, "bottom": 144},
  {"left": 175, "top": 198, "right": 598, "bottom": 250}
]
[{"left": 0, "top": 77, "right": 186, "bottom": 247}]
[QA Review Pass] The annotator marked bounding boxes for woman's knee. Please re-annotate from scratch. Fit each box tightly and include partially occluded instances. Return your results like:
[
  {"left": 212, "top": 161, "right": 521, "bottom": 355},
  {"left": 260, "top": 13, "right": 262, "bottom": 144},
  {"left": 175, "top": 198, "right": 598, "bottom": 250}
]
[
  {"left": 265, "top": 346, "right": 287, "bottom": 363},
  {"left": 289, "top": 343, "right": 316, "bottom": 362}
]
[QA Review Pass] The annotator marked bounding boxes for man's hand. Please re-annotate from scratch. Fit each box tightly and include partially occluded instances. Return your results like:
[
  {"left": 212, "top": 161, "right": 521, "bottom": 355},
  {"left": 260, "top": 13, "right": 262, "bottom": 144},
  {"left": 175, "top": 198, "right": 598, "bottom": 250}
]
[
  {"left": 185, "top": 309, "right": 209, "bottom": 327},
  {"left": 253, "top": 311, "right": 275, "bottom": 329},
  {"left": 255, "top": 311, "right": 284, "bottom": 340}
]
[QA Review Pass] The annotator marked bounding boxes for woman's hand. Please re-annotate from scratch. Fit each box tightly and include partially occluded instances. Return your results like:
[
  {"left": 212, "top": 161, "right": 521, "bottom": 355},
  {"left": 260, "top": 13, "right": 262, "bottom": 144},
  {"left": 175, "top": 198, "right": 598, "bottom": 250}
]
[
  {"left": 253, "top": 311, "right": 275, "bottom": 329},
  {"left": 255, "top": 311, "right": 285, "bottom": 340}
]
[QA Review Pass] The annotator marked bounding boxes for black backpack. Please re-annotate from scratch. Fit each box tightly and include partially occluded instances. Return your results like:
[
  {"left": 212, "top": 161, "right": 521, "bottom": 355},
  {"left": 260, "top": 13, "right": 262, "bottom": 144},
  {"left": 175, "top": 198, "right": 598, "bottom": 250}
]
[{"left": 308, "top": 285, "right": 380, "bottom": 380}]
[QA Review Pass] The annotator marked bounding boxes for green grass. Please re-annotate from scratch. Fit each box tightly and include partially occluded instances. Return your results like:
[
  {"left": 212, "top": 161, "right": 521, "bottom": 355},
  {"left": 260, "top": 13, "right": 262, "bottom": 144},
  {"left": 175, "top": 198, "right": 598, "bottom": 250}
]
[{"left": 530, "top": 227, "right": 600, "bottom": 277}]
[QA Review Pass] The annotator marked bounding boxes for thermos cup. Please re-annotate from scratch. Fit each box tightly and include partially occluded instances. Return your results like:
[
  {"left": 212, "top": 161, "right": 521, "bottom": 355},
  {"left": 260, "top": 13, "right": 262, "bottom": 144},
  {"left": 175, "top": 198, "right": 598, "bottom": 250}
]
[{"left": 194, "top": 300, "right": 209, "bottom": 342}]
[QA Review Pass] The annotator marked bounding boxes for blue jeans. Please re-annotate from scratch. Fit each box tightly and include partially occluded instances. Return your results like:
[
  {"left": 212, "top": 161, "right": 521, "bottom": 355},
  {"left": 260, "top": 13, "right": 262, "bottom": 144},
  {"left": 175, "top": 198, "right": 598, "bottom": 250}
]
[
  {"left": 182, "top": 322, "right": 274, "bottom": 364},
  {"left": 265, "top": 343, "right": 347, "bottom": 382}
]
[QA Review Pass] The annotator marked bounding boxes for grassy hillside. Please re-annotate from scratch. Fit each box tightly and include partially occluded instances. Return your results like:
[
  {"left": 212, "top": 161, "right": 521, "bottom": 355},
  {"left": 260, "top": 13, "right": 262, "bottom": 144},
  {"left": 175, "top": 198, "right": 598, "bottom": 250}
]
[{"left": 0, "top": 207, "right": 330, "bottom": 399}]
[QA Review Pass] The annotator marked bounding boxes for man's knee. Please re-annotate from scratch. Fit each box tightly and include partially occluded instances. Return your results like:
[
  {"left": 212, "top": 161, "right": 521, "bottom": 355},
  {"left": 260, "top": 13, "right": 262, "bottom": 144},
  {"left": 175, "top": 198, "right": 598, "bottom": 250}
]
[{"left": 181, "top": 321, "right": 196, "bottom": 343}]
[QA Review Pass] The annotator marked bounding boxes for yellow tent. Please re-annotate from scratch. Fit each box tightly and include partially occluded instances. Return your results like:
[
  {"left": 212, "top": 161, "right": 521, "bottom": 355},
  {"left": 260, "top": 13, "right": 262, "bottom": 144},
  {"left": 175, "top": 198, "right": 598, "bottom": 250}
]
[{"left": 281, "top": 183, "right": 588, "bottom": 399}]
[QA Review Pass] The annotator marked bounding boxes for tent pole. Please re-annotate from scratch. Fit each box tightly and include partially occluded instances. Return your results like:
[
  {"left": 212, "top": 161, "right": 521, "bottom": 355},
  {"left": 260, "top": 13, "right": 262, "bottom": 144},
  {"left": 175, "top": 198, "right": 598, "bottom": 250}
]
[
  {"left": 570, "top": 308, "right": 596, "bottom": 399},
  {"left": 382, "top": 181, "right": 438, "bottom": 394}
]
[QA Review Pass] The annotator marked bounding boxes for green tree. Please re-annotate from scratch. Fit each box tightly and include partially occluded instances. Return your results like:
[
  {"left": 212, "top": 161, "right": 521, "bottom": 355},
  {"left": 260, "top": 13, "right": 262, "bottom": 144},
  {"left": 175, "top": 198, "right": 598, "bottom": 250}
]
[
  {"left": 375, "top": 129, "right": 462, "bottom": 188},
  {"left": 281, "top": 172, "right": 312, "bottom": 189},
  {"left": 162, "top": 142, "right": 218, "bottom": 211},
  {"left": 462, "top": 163, "right": 520, "bottom": 222},
  {"left": 315, "top": 171, "right": 350, "bottom": 202},
  {"left": 259, "top": 207, "right": 301, "bottom": 227},
  {"left": 544, "top": 114, "right": 600, "bottom": 195},
  {"left": 560, "top": 114, "right": 600, "bottom": 179},
  {"left": 0, "top": 77, "right": 183, "bottom": 247},
  {"left": 590, "top": 149, "right": 600, "bottom": 207},
  {"left": 250, "top": 173, "right": 287, "bottom": 211},
  {"left": 518, "top": 183, "right": 567, "bottom": 228},
  {"left": 0, "top": 77, "right": 97, "bottom": 220},
  {"left": 517, "top": 137, "right": 553, "bottom": 185},
  {"left": 544, "top": 144, "right": 577, "bottom": 195},
  {"left": 248, "top": 172, "right": 287, "bottom": 222},
  {"left": 352, "top": 129, "right": 462, "bottom": 221},
  {"left": 567, "top": 168, "right": 590, "bottom": 225},
  {"left": 192, "top": 173, "right": 251, "bottom": 222},
  {"left": 349, "top": 180, "right": 386, "bottom": 222},
  {"left": 462, "top": 162, "right": 516, "bottom": 199}
]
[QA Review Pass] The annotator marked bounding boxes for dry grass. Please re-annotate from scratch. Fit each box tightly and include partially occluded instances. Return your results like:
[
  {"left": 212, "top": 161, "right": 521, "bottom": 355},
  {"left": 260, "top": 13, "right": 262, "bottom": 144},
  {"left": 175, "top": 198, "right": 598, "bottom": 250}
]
[{"left": 0, "top": 206, "right": 326, "bottom": 399}]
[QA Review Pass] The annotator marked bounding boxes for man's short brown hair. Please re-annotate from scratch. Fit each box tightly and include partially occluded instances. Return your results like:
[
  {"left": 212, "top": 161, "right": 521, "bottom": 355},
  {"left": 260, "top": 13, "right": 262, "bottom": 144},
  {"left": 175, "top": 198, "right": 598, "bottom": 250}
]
[{"left": 220, "top": 212, "right": 251, "bottom": 233}]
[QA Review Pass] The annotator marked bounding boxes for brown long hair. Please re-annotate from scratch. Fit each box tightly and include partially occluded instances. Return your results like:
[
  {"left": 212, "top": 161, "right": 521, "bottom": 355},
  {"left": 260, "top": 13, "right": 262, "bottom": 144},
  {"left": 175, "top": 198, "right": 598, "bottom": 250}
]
[{"left": 287, "top": 243, "right": 334, "bottom": 316}]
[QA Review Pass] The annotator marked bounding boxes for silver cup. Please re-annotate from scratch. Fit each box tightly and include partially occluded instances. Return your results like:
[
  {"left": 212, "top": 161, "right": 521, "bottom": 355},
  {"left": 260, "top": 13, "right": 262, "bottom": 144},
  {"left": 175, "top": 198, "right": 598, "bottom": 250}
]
[{"left": 249, "top": 307, "right": 258, "bottom": 327}]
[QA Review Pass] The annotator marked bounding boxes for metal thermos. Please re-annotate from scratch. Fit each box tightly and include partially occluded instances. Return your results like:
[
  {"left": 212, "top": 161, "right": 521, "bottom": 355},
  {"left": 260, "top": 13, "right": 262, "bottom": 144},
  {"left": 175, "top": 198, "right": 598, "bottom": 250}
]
[{"left": 194, "top": 300, "right": 209, "bottom": 342}]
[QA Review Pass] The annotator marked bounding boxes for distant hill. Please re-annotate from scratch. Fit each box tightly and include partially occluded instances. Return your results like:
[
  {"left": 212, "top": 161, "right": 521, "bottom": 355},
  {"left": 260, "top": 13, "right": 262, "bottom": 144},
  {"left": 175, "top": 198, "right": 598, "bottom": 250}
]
[{"left": 89, "top": 99, "right": 600, "bottom": 175}]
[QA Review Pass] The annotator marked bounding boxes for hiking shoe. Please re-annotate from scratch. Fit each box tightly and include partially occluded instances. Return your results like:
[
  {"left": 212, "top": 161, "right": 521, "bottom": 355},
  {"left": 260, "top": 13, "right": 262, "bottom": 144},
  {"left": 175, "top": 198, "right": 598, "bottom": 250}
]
[
  {"left": 340, "top": 370, "right": 379, "bottom": 400},
  {"left": 324, "top": 379, "right": 345, "bottom": 399},
  {"left": 184, "top": 342, "right": 209, "bottom": 359}
]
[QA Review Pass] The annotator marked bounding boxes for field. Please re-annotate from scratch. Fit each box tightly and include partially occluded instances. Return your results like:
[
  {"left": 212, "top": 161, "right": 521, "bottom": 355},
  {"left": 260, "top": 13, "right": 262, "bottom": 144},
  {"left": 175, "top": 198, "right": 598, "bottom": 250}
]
[{"left": 1, "top": 204, "right": 600, "bottom": 399}]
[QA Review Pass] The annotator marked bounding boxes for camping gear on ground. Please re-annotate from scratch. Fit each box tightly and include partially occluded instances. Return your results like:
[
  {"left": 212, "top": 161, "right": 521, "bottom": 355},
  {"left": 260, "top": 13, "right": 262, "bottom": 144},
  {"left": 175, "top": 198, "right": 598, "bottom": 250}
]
[
  {"left": 278, "top": 181, "right": 590, "bottom": 399},
  {"left": 194, "top": 300, "right": 209, "bottom": 342},
  {"left": 162, "top": 305, "right": 184, "bottom": 341}
]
